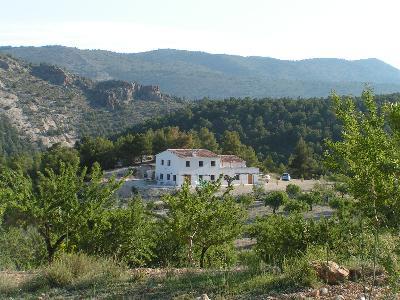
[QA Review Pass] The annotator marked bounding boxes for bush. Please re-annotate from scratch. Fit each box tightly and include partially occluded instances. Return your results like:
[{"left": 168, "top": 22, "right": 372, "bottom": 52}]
[
  {"left": 284, "top": 199, "right": 308, "bottom": 213},
  {"left": 236, "top": 194, "right": 254, "bottom": 207},
  {"left": 328, "top": 196, "right": 353, "bottom": 210},
  {"left": 250, "top": 214, "right": 319, "bottom": 266},
  {"left": 281, "top": 255, "right": 318, "bottom": 288},
  {"left": 0, "top": 226, "right": 47, "bottom": 270},
  {"left": 32, "top": 253, "right": 129, "bottom": 290},
  {"left": 202, "top": 243, "right": 238, "bottom": 269},
  {"left": 77, "top": 200, "right": 155, "bottom": 267},
  {"left": 286, "top": 184, "right": 301, "bottom": 199}
]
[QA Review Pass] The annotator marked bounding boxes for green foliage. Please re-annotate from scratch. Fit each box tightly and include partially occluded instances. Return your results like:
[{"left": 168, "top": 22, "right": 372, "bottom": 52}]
[
  {"left": 39, "top": 143, "right": 80, "bottom": 173},
  {"left": 0, "top": 226, "right": 47, "bottom": 270},
  {"left": 76, "top": 136, "right": 116, "bottom": 170},
  {"left": 250, "top": 214, "right": 319, "bottom": 266},
  {"left": 326, "top": 89, "right": 400, "bottom": 227},
  {"left": 160, "top": 180, "right": 247, "bottom": 267},
  {"left": 2, "top": 162, "right": 124, "bottom": 262},
  {"left": 78, "top": 198, "right": 155, "bottom": 267},
  {"left": 283, "top": 199, "right": 309, "bottom": 213},
  {"left": 202, "top": 243, "right": 238, "bottom": 269},
  {"left": 297, "top": 192, "right": 321, "bottom": 211},
  {"left": 263, "top": 191, "right": 288, "bottom": 213},
  {"left": 29, "top": 253, "right": 128, "bottom": 290},
  {"left": 289, "top": 137, "right": 319, "bottom": 179},
  {"left": 129, "top": 97, "right": 348, "bottom": 170},
  {"left": 328, "top": 196, "right": 353, "bottom": 211},
  {"left": 0, "top": 115, "right": 34, "bottom": 157},
  {"left": 285, "top": 184, "right": 302, "bottom": 199},
  {"left": 194, "top": 127, "right": 220, "bottom": 152}
]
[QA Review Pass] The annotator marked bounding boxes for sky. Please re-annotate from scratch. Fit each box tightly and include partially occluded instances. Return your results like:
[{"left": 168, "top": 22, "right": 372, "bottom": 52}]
[{"left": 1, "top": 0, "right": 400, "bottom": 68}]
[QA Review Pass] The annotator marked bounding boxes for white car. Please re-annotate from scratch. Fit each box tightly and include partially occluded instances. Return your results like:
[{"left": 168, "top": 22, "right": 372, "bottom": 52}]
[{"left": 281, "top": 173, "right": 291, "bottom": 181}]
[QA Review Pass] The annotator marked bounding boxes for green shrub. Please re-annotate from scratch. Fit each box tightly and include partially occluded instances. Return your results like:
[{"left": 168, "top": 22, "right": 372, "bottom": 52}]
[
  {"left": 250, "top": 214, "right": 319, "bottom": 266},
  {"left": 77, "top": 199, "right": 155, "bottom": 267},
  {"left": 284, "top": 199, "right": 308, "bottom": 213},
  {"left": 0, "top": 226, "right": 47, "bottom": 270},
  {"left": 202, "top": 243, "right": 238, "bottom": 269},
  {"left": 281, "top": 255, "right": 318, "bottom": 288},
  {"left": 236, "top": 194, "right": 254, "bottom": 207},
  {"left": 329, "top": 196, "right": 353, "bottom": 210},
  {"left": 26, "top": 253, "right": 129, "bottom": 290},
  {"left": 286, "top": 184, "right": 301, "bottom": 199},
  {"left": 238, "top": 250, "right": 267, "bottom": 274}
]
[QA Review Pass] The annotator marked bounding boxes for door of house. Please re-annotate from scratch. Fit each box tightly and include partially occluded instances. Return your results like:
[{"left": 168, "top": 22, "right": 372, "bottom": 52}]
[
  {"left": 184, "top": 174, "right": 192, "bottom": 185},
  {"left": 247, "top": 174, "right": 253, "bottom": 184}
]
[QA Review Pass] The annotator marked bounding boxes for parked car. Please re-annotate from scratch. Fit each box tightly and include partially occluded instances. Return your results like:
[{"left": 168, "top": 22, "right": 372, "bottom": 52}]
[{"left": 281, "top": 173, "right": 291, "bottom": 181}]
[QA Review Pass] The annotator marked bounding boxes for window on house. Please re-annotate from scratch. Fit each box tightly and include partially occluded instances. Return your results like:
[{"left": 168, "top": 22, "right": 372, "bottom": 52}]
[
  {"left": 199, "top": 175, "right": 203, "bottom": 180},
  {"left": 161, "top": 159, "right": 164, "bottom": 165},
  {"left": 167, "top": 160, "right": 171, "bottom": 166},
  {"left": 173, "top": 175, "right": 176, "bottom": 181},
  {"left": 160, "top": 173, "right": 164, "bottom": 180},
  {"left": 234, "top": 174, "right": 240, "bottom": 180},
  {"left": 210, "top": 175, "right": 215, "bottom": 181},
  {"left": 167, "top": 174, "right": 170, "bottom": 180},
  {"left": 199, "top": 161, "right": 204, "bottom": 167},
  {"left": 186, "top": 161, "right": 190, "bottom": 167},
  {"left": 211, "top": 161, "right": 216, "bottom": 167}
]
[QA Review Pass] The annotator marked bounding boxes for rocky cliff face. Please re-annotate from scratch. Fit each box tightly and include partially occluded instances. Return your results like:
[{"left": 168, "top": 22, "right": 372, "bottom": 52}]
[
  {"left": 31, "top": 64, "right": 73, "bottom": 85},
  {"left": 88, "top": 80, "right": 166, "bottom": 109},
  {"left": 0, "top": 54, "right": 182, "bottom": 149},
  {"left": 27, "top": 64, "right": 168, "bottom": 109}
]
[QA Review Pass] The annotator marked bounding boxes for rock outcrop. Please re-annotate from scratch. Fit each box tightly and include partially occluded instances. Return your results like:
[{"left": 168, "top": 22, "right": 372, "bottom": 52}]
[
  {"left": 312, "top": 261, "right": 349, "bottom": 284},
  {"left": 0, "top": 54, "right": 181, "bottom": 150},
  {"left": 88, "top": 80, "right": 166, "bottom": 109},
  {"left": 31, "top": 64, "right": 73, "bottom": 85}
]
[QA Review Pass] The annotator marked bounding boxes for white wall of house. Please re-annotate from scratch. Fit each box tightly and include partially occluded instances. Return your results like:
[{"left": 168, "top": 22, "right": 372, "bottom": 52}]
[{"left": 155, "top": 150, "right": 259, "bottom": 187}]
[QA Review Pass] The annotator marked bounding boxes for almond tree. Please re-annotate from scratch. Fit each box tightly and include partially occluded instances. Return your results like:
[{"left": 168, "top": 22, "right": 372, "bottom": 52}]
[
  {"left": 1, "top": 162, "right": 123, "bottom": 263},
  {"left": 162, "top": 179, "right": 246, "bottom": 267},
  {"left": 326, "top": 89, "right": 400, "bottom": 294}
]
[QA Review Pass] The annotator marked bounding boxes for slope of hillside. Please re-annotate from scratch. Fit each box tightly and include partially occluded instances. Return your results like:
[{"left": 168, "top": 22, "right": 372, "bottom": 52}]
[
  {"left": 0, "top": 54, "right": 184, "bottom": 149},
  {"left": 1, "top": 46, "right": 400, "bottom": 99}
]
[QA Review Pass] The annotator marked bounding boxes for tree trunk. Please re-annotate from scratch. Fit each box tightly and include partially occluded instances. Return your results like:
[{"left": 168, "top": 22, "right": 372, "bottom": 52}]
[
  {"left": 187, "top": 235, "right": 195, "bottom": 267},
  {"left": 200, "top": 246, "right": 210, "bottom": 268},
  {"left": 39, "top": 225, "right": 67, "bottom": 264}
]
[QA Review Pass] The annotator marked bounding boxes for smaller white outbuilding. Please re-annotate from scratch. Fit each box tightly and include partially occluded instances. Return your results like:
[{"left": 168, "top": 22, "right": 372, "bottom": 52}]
[{"left": 155, "top": 149, "right": 259, "bottom": 187}]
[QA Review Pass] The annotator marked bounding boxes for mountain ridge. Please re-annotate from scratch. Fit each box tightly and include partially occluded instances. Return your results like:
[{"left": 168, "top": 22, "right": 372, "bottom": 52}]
[{"left": 1, "top": 45, "right": 400, "bottom": 99}]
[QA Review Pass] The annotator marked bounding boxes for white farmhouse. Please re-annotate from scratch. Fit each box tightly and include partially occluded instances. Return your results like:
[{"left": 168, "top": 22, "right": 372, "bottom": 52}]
[{"left": 155, "top": 149, "right": 259, "bottom": 186}]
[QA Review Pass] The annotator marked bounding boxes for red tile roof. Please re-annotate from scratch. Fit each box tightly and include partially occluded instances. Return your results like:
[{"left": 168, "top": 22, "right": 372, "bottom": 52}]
[
  {"left": 168, "top": 149, "right": 219, "bottom": 158},
  {"left": 219, "top": 155, "right": 245, "bottom": 163}
]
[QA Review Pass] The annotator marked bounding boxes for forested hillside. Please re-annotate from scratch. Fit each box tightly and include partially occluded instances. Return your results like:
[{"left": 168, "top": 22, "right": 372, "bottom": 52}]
[
  {"left": 0, "top": 114, "right": 34, "bottom": 157},
  {"left": 130, "top": 97, "right": 340, "bottom": 164},
  {"left": 122, "top": 93, "right": 400, "bottom": 170},
  {"left": 2, "top": 46, "right": 400, "bottom": 99}
]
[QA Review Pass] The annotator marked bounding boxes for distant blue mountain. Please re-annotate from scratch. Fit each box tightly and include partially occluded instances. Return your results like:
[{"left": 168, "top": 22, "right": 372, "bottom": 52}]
[{"left": 1, "top": 45, "right": 400, "bottom": 98}]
